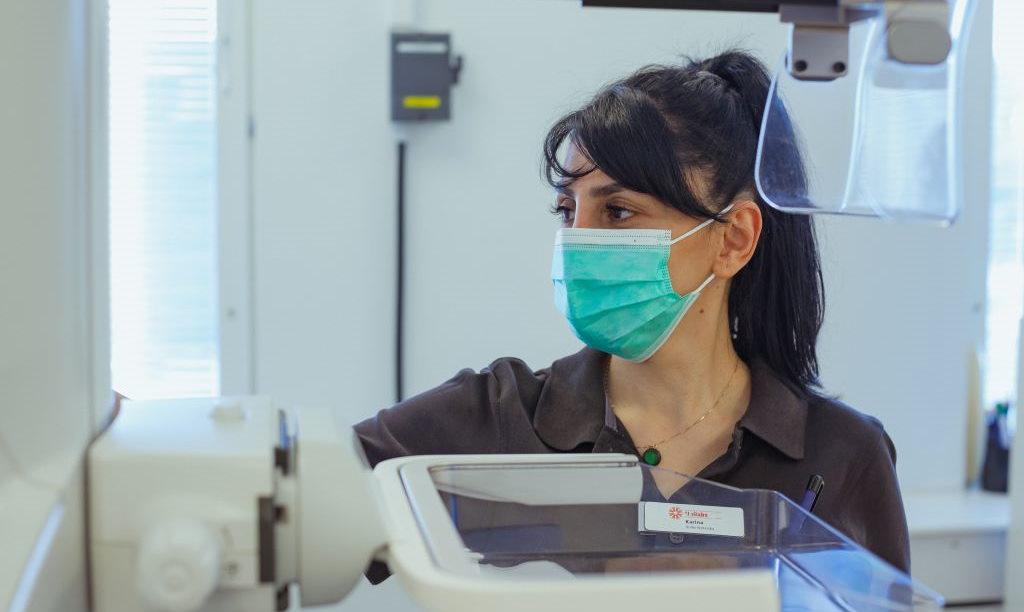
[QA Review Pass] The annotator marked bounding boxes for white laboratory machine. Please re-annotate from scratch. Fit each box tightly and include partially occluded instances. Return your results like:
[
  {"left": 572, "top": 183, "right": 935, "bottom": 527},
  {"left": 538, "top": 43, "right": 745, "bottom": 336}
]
[{"left": 88, "top": 396, "right": 943, "bottom": 612}]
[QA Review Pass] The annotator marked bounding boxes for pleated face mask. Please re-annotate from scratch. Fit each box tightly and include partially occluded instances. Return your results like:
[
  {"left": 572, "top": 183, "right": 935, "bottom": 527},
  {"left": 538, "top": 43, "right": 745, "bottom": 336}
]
[{"left": 551, "top": 206, "right": 730, "bottom": 362}]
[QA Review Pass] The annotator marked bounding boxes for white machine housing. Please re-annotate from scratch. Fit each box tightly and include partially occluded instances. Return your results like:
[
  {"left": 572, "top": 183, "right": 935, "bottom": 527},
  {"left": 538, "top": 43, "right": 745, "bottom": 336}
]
[{"left": 88, "top": 396, "right": 385, "bottom": 612}]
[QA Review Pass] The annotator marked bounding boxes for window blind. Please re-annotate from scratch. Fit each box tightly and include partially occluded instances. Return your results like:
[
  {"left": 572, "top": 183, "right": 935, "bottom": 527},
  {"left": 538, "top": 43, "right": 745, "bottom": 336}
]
[{"left": 108, "top": 0, "right": 219, "bottom": 399}]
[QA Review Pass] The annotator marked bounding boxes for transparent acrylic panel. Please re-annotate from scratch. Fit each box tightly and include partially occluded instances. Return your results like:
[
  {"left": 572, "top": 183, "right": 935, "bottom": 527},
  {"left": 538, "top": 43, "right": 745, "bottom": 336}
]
[
  {"left": 756, "top": 0, "right": 976, "bottom": 222},
  {"left": 755, "top": 19, "right": 877, "bottom": 217},
  {"left": 411, "top": 462, "right": 944, "bottom": 611},
  {"left": 850, "top": 0, "right": 976, "bottom": 223}
]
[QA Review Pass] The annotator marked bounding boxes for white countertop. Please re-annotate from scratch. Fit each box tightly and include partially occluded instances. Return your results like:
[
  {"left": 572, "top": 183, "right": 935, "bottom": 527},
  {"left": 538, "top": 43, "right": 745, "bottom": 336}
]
[{"left": 904, "top": 487, "right": 1011, "bottom": 537}]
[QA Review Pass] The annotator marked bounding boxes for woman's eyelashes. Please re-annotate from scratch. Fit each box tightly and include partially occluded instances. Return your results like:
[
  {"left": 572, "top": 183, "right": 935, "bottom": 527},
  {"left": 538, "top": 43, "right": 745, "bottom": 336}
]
[
  {"left": 550, "top": 202, "right": 575, "bottom": 225},
  {"left": 606, "top": 202, "right": 635, "bottom": 222},
  {"left": 550, "top": 200, "right": 637, "bottom": 227},
  {"left": 550, "top": 195, "right": 576, "bottom": 225}
]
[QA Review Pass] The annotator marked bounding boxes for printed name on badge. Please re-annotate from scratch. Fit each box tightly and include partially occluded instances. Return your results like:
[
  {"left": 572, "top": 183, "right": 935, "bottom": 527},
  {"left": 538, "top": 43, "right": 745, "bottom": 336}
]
[{"left": 637, "top": 502, "right": 745, "bottom": 538}]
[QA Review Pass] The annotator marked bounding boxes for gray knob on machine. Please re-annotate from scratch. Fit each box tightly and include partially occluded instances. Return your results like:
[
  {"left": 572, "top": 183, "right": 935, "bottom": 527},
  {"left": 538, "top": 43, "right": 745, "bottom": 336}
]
[
  {"left": 886, "top": 0, "right": 953, "bottom": 65},
  {"left": 135, "top": 518, "right": 222, "bottom": 612}
]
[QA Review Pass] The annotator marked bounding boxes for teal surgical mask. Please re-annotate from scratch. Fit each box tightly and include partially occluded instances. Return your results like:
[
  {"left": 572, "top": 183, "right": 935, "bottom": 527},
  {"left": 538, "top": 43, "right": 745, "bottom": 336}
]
[{"left": 551, "top": 206, "right": 730, "bottom": 362}]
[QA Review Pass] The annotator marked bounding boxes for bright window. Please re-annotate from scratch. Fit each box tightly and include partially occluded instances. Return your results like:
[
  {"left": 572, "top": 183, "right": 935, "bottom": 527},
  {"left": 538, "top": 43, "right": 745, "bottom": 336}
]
[
  {"left": 108, "top": 0, "right": 220, "bottom": 399},
  {"left": 984, "top": 0, "right": 1024, "bottom": 416}
]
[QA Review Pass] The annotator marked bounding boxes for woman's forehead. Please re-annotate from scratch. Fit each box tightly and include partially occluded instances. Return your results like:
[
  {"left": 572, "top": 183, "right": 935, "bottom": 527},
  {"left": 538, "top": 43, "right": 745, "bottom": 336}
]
[{"left": 559, "top": 146, "right": 614, "bottom": 191}]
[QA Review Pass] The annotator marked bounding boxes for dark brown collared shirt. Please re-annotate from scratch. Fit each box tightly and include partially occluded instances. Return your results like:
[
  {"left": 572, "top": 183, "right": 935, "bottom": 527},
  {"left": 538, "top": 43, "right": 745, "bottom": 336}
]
[{"left": 355, "top": 347, "right": 910, "bottom": 573}]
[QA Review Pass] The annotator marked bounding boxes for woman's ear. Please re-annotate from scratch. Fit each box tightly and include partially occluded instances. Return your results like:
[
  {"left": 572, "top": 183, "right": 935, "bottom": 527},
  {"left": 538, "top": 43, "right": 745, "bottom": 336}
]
[{"left": 714, "top": 199, "right": 761, "bottom": 278}]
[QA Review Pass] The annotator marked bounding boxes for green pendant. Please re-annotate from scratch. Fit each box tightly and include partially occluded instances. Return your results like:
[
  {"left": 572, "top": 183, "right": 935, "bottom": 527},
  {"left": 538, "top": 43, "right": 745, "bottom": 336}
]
[{"left": 641, "top": 447, "right": 662, "bottom": 466}]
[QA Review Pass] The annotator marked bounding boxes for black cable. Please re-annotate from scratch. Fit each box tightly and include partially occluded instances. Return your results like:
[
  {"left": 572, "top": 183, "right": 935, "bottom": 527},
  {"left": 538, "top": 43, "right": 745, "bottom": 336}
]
[{"left": 395, "top": 140, "right": 406, "bottom": 403}]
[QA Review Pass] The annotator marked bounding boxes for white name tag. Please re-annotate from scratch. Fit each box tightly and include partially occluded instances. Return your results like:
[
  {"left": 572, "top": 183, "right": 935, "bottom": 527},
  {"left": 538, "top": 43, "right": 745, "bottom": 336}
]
[{"left": 638, "top": 502, "right": 745, "bottom": 538}]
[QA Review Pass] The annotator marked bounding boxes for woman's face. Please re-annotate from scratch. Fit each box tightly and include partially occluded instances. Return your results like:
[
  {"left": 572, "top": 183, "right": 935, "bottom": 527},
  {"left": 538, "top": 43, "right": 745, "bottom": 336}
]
[{"left": 553, "top": 145, "right": 724, "bottom": 296}]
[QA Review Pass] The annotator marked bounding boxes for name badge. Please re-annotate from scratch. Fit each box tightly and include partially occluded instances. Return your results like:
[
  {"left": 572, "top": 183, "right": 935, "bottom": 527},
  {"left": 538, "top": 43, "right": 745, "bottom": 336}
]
[{"left": 638, "top": 502, "right": 745, "bottom": 538}]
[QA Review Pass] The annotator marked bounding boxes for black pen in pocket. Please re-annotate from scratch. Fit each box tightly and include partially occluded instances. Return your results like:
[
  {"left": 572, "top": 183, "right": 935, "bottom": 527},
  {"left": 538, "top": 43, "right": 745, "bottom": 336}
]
[{"left": 789, "top": 474, "right": 825, "bottom": 534}]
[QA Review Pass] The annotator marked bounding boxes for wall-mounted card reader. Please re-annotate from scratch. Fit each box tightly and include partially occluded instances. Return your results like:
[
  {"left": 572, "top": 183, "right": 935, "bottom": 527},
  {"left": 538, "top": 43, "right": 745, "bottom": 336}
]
[{"left": 391, "top": 32, "right": 463, "bottom": 122}]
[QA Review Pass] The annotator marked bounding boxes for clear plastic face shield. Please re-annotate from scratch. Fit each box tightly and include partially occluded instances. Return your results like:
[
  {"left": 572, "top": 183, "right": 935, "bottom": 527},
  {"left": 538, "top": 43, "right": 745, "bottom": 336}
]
[{"left": 756, "top": 0, "right": 977, "bottom": 224}]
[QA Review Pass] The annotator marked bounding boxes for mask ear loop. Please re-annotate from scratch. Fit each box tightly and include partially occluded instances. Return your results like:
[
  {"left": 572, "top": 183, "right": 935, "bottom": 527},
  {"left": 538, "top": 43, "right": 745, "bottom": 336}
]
[
  {"left": 694, "top": 273, "right": 717, "bottom": 293},
  {"left": 669, "top": 203, "right": 736, "bottom": 245},
  {"left": 674, "top": 202, "right": 737, "bottom": 294}
]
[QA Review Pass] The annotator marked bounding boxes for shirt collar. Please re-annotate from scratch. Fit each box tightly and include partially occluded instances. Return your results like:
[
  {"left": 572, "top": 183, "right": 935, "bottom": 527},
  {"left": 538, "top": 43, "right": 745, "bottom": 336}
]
[
  {"left": 739, "top": 359, "right": 808, "bottom": 460},
  {"left": 533, "top": 348, "right": 808, "bottom": 460}
]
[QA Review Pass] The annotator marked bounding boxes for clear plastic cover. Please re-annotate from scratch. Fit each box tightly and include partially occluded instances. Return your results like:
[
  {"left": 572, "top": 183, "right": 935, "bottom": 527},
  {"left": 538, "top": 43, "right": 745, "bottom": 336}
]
[
  {"left": 408, "top": 461, "right": 944, "bottom": 611},
  {"left": 756, "top": 0, "right": 976, "bottom": 222}
]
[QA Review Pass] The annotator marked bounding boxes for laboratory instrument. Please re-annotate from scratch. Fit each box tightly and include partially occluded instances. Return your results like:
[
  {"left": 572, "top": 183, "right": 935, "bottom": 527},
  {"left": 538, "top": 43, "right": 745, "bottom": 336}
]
[{"left": 89, "top": 396, "right": 944, "bottom": 611}]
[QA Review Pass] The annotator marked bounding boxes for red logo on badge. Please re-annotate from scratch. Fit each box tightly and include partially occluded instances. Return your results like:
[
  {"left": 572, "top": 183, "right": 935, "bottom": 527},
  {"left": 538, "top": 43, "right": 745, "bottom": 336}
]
[{"left": 668, "top": 506, "right": 682, "bottom": 520}]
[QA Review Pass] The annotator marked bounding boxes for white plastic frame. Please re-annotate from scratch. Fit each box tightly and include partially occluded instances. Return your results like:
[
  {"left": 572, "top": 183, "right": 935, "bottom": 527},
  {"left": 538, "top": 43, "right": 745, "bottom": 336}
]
[{"left": 373, "top": 453, "right": 781, "bottom": 612}]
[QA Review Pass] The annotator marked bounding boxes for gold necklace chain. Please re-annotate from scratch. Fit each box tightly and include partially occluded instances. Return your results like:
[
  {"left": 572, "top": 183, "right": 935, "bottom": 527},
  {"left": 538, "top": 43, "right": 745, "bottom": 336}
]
[{"left": 604, "top": 357, "right": 741, "bottom": 465}]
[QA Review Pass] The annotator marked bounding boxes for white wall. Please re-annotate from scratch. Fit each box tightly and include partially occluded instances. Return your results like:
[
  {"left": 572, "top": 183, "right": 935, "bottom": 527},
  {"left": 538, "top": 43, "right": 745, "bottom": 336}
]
[{"left": 251, "top": 1, "right": 399, "bottom": 414}]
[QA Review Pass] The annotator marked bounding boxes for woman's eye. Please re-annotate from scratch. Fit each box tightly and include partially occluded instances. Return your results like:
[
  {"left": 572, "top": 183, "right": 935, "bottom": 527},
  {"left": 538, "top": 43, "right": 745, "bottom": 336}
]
[
  {"left": 551, "top": 203, "right": 575, "bottom": 224},
  {"left": 607, "top": 205, "right": 634, "bottom": 221}
]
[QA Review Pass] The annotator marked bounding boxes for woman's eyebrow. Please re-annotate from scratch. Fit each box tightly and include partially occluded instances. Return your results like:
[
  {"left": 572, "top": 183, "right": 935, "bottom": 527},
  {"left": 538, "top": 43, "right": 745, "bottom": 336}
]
[
  {"left": 589, "top": 182, "right": 627, "bottom": 198},
  {"left": 555, "top": 182, "right": 629, "bottom": 199}
]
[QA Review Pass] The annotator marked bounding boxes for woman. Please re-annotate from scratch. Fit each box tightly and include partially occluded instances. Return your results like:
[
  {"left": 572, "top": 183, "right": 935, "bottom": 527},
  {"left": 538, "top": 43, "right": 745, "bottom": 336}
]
[{"left": 355, "top": 50, "right": 909, "bottom": 573}]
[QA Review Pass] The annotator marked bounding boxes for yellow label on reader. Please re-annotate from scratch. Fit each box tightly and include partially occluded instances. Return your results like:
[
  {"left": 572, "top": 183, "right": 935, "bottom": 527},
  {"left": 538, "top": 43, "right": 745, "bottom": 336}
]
[{"left": 403, "top": 95, "right": 442, "bottom": 109}]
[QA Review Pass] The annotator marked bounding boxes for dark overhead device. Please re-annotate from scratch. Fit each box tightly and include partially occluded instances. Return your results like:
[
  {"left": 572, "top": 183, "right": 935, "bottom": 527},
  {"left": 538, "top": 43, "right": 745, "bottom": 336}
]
[
  {"left": 579, "top": 0, "right": 953, "bottom": 81},
  {"left": 581, "top": 0, "right": 839, "bottom": 10}
]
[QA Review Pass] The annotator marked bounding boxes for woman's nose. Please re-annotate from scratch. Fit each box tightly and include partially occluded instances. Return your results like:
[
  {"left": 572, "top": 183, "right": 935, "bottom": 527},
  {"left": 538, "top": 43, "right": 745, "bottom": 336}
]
[{"left": 571, "top": 203, "right": 601, "bottom": 229}]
